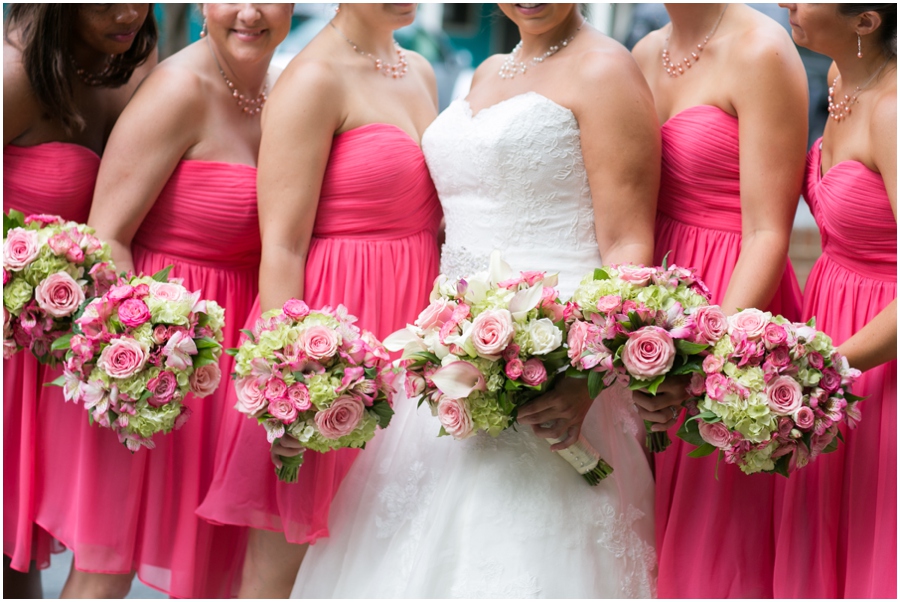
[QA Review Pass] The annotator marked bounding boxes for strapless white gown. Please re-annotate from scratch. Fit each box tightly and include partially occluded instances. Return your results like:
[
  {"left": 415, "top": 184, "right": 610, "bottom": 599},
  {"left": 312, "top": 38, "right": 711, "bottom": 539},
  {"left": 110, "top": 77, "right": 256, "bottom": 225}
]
[{"left": 291, "top": 92, "right": 657, "bottom": 599}]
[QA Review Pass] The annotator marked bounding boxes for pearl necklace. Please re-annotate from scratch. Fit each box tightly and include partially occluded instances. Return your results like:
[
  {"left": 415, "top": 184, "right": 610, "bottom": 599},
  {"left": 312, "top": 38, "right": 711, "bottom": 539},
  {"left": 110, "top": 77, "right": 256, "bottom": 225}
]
[
  {"left": 207, "top": 39, "right": 267, "bottom": 116},
  {"left": 498, "top": 23, "right": 583, "bottom": 80},
  {"left": 71, "top": 55, "right": 112, "bottom": 86},
  {"left": 662, "top": 5, "right": 728, "bottom": 78},
  {"left": 827, "top": 58, "right": 892, "bottom": 122},
  {"left": 329, "top": 22, "right": 408, "bottom": 78}
]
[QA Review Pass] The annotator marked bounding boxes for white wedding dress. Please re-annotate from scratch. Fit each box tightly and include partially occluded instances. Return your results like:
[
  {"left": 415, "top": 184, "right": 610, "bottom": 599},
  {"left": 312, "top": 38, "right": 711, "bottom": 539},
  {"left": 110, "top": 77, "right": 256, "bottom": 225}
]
[{"left": 291, "top": 92, "right": 657, "bottom": 599}]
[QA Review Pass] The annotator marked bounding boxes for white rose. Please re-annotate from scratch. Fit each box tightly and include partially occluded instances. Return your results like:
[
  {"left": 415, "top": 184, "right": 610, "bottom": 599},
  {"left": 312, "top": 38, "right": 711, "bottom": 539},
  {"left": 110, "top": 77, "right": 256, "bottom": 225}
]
[{"left": 523, "top": 318, "right": 563, "bottom": 355}]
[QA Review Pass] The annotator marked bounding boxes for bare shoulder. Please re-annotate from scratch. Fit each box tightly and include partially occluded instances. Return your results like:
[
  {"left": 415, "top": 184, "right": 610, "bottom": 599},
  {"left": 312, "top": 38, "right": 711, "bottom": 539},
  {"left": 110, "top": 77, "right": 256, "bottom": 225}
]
[
  {"left": 631, "top": 26, "right": 666, "bottom": 70},
  {"left": 871, "top": 80, "right": 897, "bottom": 147},
  {"left": 406, "top": 49, "right": 438, "bottom": 98},
  {"left": 571, "top": 34, "right": 647, "bottom": 92},
  {"left": 272, "top": 55, "right": 343, "bottom": 102},
  {"left": 469, "top": 54, "right": 505, "bottom": 90},
  {"left": 133, "top": 58, "right": 206, "bottom": 117},
  {"left": 731, "top": 10, "right": 803, "bottom": 74}
]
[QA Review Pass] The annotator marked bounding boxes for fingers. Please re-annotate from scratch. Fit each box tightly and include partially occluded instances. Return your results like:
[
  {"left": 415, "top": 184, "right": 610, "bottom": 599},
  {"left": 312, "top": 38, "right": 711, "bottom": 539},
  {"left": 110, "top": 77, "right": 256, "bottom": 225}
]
[
  {"left": 530, "top": 420, "right": 570, "bottom": 440},
  {"left": 270, "top": 450, "right": 283, "bottom": 469},
  {"left": 632, "top": 389, "right": 685, "bottom": 413},
  {"left": 636, "top": 404, "right": 680, "bottom": 432},
  {"left": 549, "top": 425, "right": 581, "bottom": 452},
  {"left": 271, "top": 435, "right": 304, "bottom": 459},
  {"left": 516, "top": 393, "right": 561, "bottom": 422}
]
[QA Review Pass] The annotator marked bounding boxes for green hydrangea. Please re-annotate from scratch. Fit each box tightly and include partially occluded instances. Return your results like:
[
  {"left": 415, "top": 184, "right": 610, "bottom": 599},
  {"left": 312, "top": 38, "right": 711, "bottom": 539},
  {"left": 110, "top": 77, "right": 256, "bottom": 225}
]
[
  {"left": 4, "top": 277, "right": 34, "bottom": 314},
  {"left": 307, "top": 373, "right": 339, "bottom": 409},
  {"left": 466, "top": 391, "right": 510, "bottom": 437}
]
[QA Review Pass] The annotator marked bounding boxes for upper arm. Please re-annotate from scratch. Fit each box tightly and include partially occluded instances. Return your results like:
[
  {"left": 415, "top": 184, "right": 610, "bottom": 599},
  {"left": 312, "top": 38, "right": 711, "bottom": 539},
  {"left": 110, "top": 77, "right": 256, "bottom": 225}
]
[
  {"left": 629, "top": 31, "right": 658, "bottom": 81},
  {"left": 257, "top": 59, "right": 344, "bottom": 258},
  {"left": 3, "top": 43, "right": 40, "bottom": 146},
  {"left": 574, "top": 49, "right": 660, "bottom": 264},
  {"left": 871, "top": 92, "right": 897, "bottom": 218},
  {"left": 88, "top": 65, "right": 203, "bottom": 245},
  {"left": 408, "top": 52, "right": 438, "bottom": 111},
  {"left": 732, "top": 31, "right": 808, "bottom": 237}
]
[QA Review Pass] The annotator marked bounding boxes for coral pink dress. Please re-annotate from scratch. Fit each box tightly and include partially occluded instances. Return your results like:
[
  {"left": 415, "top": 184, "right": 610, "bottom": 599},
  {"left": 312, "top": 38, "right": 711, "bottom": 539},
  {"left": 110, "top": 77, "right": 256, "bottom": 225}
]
[
  {"left": 651, "top": 106, "right": 802, "bottom": 598},
  {"left": 33, "top": 161, "right": 259, "bottom": 598},
  {"left": 773, "top": 140, "right": 896, "bottom": 598},
  {"left": 197, "top": 123, "right": 442, "bottom": 545},
  {"left": 3, "top": 142, "right": 97, "bottom": 572}
]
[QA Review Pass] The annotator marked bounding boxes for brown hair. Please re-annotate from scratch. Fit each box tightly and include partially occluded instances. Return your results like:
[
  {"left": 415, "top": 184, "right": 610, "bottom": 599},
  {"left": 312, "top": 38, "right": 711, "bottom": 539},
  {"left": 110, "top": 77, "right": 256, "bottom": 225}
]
[
  {"left": 4, "top": 4, "right": 158, "bottom": 133},
  {"left": 839, "top": 4, "right": 897, "bottom": 58}
]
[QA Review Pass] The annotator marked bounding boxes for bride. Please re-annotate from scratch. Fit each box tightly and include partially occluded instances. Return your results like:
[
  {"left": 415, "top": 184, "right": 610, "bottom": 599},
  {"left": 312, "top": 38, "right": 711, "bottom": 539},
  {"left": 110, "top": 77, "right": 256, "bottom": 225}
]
[{"left": 291, "top": 4, "right": 667, "bottom": 597}]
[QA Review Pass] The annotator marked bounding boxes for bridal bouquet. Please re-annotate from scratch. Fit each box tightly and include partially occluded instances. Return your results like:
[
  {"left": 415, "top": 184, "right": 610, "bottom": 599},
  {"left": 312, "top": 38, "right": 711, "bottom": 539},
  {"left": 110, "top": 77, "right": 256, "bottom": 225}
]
[
  {"left": 229, "top": 300, "right": 396, "bottom": 483},
  {"left": 53, "top": 267, "right": 224, "bottom": 451},
  {"left": 386, "top": 252, "right": 613, "bottom": 485},
  {"left": 3, "top": 210, "right": 116, "bottom": 364},
  {"left": 676, "top": 309, "right": 863, "bottom": 476},
  {"left": 566, "top": 261, "right": 713, "bottom": 452}
]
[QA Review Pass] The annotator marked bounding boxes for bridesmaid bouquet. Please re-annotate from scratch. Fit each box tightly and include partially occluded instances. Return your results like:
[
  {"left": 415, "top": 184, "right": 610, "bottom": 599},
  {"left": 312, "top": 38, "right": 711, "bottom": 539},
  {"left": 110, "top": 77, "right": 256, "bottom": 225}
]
[
  {"left": 676, "top": 309, "right": 863, "bottom": 476},
  {"left": 229, "top": 300, "right": 397, "bottom": 483},
  {"left": 385, "top": 252, "right": 613, "bottom": 485},
  {"left": 566, "top": 261, "right": 713, "bottom": 452},
  {"left": 3, "top": 210, "right": 116, "bottom": 364},
  {"left": 52, "top": 267, "right": 225, "bottom": 451}
]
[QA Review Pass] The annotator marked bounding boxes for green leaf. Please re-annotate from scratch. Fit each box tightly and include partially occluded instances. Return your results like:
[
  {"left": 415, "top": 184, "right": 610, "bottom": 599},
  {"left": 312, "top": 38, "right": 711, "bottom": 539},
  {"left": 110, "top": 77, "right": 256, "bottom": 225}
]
[
  {"left": 438, "top": 426, "right": 449, "bottom": 437},
  {"left": 50, "top": 333, "right": 74, "bottom": 352},
  {"left": 3, "top": 209, "right": 24, "bottom": 237},
  {"left": 587, "top": 370, "right": 603, "bottom": 398},
  {"left": 627, "top": 374, "right": 665, "bottom": 395},
  {"left": 661, "top": 251, "right": 671, "bottom": 271},
  {"left": 836, "top": 429, "right": 845, "bottom": 443},
  {"left": 370, "top": 401, "right": 394, "bottom": 429},
  {"left": 497, "top": 391, "right": 515, "bottom": 415},
  {"left": 194, "top": 336, "right": 221, "bottom": 350},
  {"left": 592, "top": 267, "right": 610, "bottom": 281},
  {"left": 239, "top": 328, "right": 256, "bottom": 343},
  {"left": 671, "top": 359, "right": 703, "bottom": 376},
  {"left": 676, "top": 417, "right": 705, "bottom": 447},
  {"left": 225, "top": 348, "right": 239, "bottom": 357},
  {"left": 687, "top": 442, "right": 717, "bottom": 458},
  {"left": 843, "top": 393, "right": 866, "bottom": 404},
  {"left": 192, "top": 348, "right": 218, "bottom": 368},
  {"left": 46, "top": 374, "right": 67, "bottom": 388},
  {"left": 806, "top": 316, "right": 817, "bottom": 328},
  {"left": 565, "top": 366, "right": 587, "bottom": 379},
  {"left": 139, "top": 389, "right": 153, "bottom": 402},
  {"left": 773, "top": 454, "right": 791, "bottom": 478},
  {"left": 151, "top": 265, "right": 173, "bottom": 282},
  {"left": 410, "top": 350, "right": 442, "bottom": 365},
  {"left": 674, "top": 339, "right": 708, "bottom": 355}
]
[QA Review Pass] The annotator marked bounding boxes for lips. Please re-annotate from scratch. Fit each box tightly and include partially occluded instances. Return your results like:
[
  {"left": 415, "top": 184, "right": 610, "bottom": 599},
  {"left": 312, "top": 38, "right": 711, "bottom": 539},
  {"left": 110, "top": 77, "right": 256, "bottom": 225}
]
[
  {"left": 515, "top": 4, "right": 547, "bottom": 16},
  {"left": 232, "top": 28, "right": 267, "bottom": 42},
  {"left": 108, "top": 29, "right": 138, "bottom": 43}
]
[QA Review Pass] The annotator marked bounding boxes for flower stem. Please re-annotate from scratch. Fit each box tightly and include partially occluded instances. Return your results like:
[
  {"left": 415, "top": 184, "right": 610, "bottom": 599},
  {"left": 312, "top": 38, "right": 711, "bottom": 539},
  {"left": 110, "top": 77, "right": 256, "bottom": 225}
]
[
  {"left": 644, "top": 421, "right": 672, "bottom": 453},
  {"left": 275, "top": 453, "right": 305, "bottom": 483},
  {"left": 548, "top": 433, "right": 614, "bottom": 486}
]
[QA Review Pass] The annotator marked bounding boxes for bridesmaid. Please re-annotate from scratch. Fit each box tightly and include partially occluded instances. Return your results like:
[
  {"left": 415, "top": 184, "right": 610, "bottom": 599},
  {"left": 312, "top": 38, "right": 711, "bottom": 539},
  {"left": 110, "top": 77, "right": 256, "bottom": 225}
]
[
  {"left": 631, "top": 3, "right": 807, "bottom": 597},
  {"left": 3, "top": 4, "right": 156, "bottom": 598},
  {"left": 774, "top": 4, "right": 896, "bottom": 597},
  {"left": 196, "top": 3, "right": 442, "bottom": 597},
  {"left": 32, "top": 4, "right": 291, "bottom": 598}
]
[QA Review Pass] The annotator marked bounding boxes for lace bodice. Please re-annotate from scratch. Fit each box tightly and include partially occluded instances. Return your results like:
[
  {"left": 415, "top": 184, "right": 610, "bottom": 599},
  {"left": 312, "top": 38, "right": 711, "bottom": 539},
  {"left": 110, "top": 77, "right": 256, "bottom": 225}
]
[{"left": 422, "top": 92, "right": 602, "bottom": 298}]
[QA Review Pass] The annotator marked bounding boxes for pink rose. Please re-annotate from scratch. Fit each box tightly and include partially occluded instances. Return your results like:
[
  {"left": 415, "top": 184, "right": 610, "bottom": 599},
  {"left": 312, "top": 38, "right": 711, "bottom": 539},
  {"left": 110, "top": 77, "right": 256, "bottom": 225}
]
[
  {"left": 265, "top": 377, "right": 288, "bottom": 401},
  {"left": 622, "top": 326, "right": 676, "bottom": 380},
  {"left": 595, "top": 295, "right": 622, "bottom": 314},
  {"left": 34, "top": 272, "right": 85, "bottom": 318},
  {"left": 521, "top": 358, "right": 547, "bottom": 386},
  {"left": 505, "top": 357, "right": 524, "bottom": 380},
  {"left": 819, "top": 368, "right": 841, "bottom": 393},
  {"left": 766, "top": 375, "right": 803, "bottom": 416},
  {"left": 234, "top": 377, "right": 267, "bottom": 415},
  {"left": 24, "top": 214, "right": 63, "bottom": 226},
  {"left": 437, "top": 396, "right": 474, "bottom": 439},
  {"left": 314, "top": 395, "right": 365, "bottom": 439},
  {"left": 693, "top": 305, "right": 728, "bottom": 345},
  {"left": 566, "top": 320, "right": 593, "bottom": 363},
  {"left": 299, "top": 325, "right": 339, "bottom": 361},
  {"left": 282, "top": 298, "right": 310, "bottom": 320},
  {"left": 98, "top": 337, "right": 148, "bottom": 379},
  {"left": 617, "top": 265, "right": 656, "bottom": 286},
  {"left": 189, "top": 363, "right": 221, "bottom": 397},
  {"left": 162, "top": 331, "right": 198, "bottom": 371},
  {"left": 763, "top": 323, "right": 789, "bottom": 349},
  {"left": 268, "top": 398, "right": 298, "bottom": 424},
  {"left": 698, "top": 421, "right": 732, "bottom": 449},
  {"left": 416, "top": 298, "right": 455, "bottom": 331},
  {"left": 767, "top": 346, "right": 792, "bottom": 368},
  {"left": 47, "top": 232, "right": 75, "bottom": 257},
  {"left": 807, "top": 352, "right": 824, "bottom": 370},
  {"left": 793, "top": 406, "right": 815, "bottom": 430},
  {"left": 117, "top": 298, "right": 151, "bottom": 328},
  {"left": 727, "top": 308, "right": 770, "bottom": 339},
  {"left": 3, "top": 269, "right": 8, "bottom": 285},
  {"left": 3, "top": 228, "right": 40, "bottom": 270},
  {"left": 404, "top": 371, "right": 426, "bottom": 398},
  {"left": 147, "top": 370, "right": 178, "bottom": 407},
  {"left": 687, "top": 372, "right": 706, "bottom": 397},
  {"left": 287, "top": 383, "right": 312, "bottom": 411},
  {"left": 502, "top": 344, "right": 521, "bottom": 362},
  {"left": 702, "top": 354, "right": 724, "bottom": 374},
  {"left": 107, "top": 284, "right": 134, "bottom": 303},
  {"left": 705, "top": 373, "right": 730, "bottom": 401},
  {"left": 469, "top": 309, "right": 515, "bottom": 358},
  {"left": 149, "top": 281, "right": 187, "bottom": 302},
  {"left": 152, "top": 324, "right": 169, "bottom": 345}
]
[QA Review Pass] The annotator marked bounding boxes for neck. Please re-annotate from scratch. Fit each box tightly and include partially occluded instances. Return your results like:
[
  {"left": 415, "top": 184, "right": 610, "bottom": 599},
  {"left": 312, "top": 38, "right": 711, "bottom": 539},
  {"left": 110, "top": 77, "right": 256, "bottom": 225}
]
[
  {"left": 518, "top": 11, "right": 584, "bottom": 58},
  {"left": 207, "top": 38, "right": 268, "bottom": 96},
  {"left": 665, "top": 3, "right": 727, "bottom": 45},
  {"left": 833, "top": 48, "right": 895, "bottom": 91},
  {"left": 331, "top": 11, "right": 397, "bottom": 61},
  {"left": 70, "top": 38, "right": 111, "bottom": 74}
]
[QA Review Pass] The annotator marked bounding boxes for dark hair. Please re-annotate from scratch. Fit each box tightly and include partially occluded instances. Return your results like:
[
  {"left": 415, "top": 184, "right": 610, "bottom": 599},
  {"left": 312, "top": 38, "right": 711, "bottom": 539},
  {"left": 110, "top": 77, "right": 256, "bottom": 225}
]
[
  {"left": 3, "top": 4, "right": 158, "bottom": 133},
  {"left": 839, "top": 4, "right": 897, "bottom": 57}
]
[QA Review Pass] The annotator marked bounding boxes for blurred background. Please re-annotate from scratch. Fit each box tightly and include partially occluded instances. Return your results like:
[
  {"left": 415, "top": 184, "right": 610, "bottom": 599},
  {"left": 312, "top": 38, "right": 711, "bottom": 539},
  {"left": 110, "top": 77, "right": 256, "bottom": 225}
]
[{"left": 31, "top": 6, "right": 831, "bottom": 593}]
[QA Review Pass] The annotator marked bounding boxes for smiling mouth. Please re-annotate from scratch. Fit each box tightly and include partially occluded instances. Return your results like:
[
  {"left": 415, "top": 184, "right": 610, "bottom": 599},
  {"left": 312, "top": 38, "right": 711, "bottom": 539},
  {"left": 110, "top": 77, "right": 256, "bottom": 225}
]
[{"left": 517, "top": 3, "right": 544, "bottom": 8}]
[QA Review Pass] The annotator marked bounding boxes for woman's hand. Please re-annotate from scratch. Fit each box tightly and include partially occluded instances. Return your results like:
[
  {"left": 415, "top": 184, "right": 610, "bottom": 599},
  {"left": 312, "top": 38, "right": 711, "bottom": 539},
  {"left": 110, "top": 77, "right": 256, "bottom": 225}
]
[
  {"left": 632, "top": 375, "right": 691, "bottom": 432},
  {"left": 517, "top": 376, "right": 593, "bottom": 451},
  {"left": 270, "top": 434, "right": 304, "bottom": 469}
]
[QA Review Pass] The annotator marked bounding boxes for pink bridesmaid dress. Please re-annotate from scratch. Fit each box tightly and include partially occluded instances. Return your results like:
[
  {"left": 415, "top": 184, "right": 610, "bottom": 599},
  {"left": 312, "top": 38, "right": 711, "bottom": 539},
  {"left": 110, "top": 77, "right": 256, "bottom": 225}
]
[
  {"left": 197, "top": 123, "right": 442, "bottom": 546},
  {"left": 651, "top": 106, "right": 802, "bottom": 598},
  {"left": 773, "top": 140, "right": 896, "bottom": 598},
  {"left": 3, "top": 143, "right": 98, "bottom": 572},
  {"left": 33, "top": 161, "right": 259, "bottom": 598}
]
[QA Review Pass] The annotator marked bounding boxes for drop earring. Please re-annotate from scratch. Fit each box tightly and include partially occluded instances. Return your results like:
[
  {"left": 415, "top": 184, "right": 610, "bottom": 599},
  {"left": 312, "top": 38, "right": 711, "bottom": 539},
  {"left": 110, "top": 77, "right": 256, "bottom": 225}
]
[
  {"left": 201, "top": 18, "right": 208, "bottom": 38},
  {"left": 857, "top": 33, "right": 863, "bottom": 58}
]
